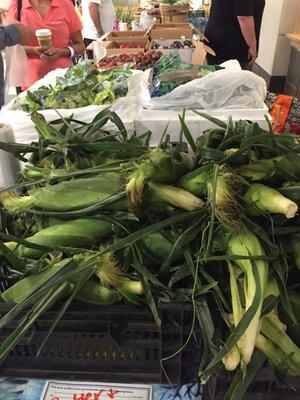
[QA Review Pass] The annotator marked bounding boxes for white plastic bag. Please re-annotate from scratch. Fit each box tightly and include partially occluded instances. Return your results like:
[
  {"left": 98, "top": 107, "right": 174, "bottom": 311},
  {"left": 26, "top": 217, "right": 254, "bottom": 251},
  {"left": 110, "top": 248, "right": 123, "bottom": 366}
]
[
  {"left": 139, "top": 60, "right": 267, "bottom": 110},
  {"left": 0, "top": 123, "right": 20, "bottom": 187},
  {"left": 5, "top": 45, "right": 30, "bottom": 89},
  {"left": 140, "top": 11, "right": 156, "bottom": 30}
]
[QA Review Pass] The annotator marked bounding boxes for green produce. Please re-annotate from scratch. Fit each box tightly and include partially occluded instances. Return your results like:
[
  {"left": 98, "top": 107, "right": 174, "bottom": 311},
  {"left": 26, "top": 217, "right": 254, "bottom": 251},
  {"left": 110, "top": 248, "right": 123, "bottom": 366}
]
[
  {"left": 13, "top": 61, "right": 132, "bottom": 111},
  {"left": 227, "top": 228, "right": 269, "bottom": 366},
  {"left": 76, "top": 280, "right": 121, "bottom": 305},
  {"left": 1, "top": 110, "right": 300, "bottom": 400},
  {"left": 126, "top": 147, "right": 194, "bottom": 207},
  {"left": 2, "top": 218, "right": 112, "bottom": 258},
  {"left": 1, "top": 173, "right": 123, "bottom": 213},
  {"left": 244, "top": 183, "right": 298, "bottom": 218}
]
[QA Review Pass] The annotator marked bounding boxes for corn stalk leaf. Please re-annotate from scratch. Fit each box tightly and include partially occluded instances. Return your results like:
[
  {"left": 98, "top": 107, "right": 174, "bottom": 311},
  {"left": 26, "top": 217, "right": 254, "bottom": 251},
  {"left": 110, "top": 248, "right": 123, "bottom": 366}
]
[
  {"left": 193, "top": 111, "right": 227, "bottom": 129},
  {"left": 36, "top": 266, "right": 94, "bottom": 356},
  {"left": 0, "top": 281, "right": 69, "bottom": 363},
  {"left": 178, "top": 114, "right": 196, "bottom": 154}
]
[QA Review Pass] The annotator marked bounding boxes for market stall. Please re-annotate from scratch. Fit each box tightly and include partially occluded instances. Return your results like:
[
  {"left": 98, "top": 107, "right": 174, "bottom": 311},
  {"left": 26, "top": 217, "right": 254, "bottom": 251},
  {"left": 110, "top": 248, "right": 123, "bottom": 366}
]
[{"left": 0, "top": 14, "right": 300, "bottom": 400}]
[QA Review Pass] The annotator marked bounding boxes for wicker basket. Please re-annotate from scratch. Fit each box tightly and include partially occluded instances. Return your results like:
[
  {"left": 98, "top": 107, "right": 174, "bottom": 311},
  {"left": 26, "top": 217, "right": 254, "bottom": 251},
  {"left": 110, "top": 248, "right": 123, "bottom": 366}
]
[{"left": 160, "top": 3, "right": 190, "bottom": 23}]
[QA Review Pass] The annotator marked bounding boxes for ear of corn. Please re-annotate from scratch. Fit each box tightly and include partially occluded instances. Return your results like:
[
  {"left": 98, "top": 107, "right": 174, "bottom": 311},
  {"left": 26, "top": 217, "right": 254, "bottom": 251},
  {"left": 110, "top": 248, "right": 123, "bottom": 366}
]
[
  {"left": 244, "top": 183, "right": 298, "bottom": 219},
  {"left": 1, "top": 173, "right": 123, "bottom": 213},
  {"left": 177, "top": 166, "right": 210, "bottom": 196},
  {"left": 222, "top": 344, "right": 241, "bottom": 372},
  {"left": 140, "top": 232, "right": 178, "bottom": 265},
  {"left": 256, "top": 333, "right": 300, "bottom": 376},
  {"left": 207, "top": 171, "right": 243, "bottom": 233},
  {"left": 76, "top": 280, "right": 121, "bottom": 305},
  {"left": 261, "top": 314, "right": 300, "bottom": 366},
  {"left": 2, "top": 218, "right": 113, "bottom": 258},
  {"left": 0, "top": 259, "right": 71, "bottom": 304},
  {"left": 126, "top": 149, "right": 194, "bottom": 208},
  {"left": 227, "top": 228, "right": 269, "bottom": 366},
  {"left": 147, "top": 182, "right": 205, "bottom": 211}
]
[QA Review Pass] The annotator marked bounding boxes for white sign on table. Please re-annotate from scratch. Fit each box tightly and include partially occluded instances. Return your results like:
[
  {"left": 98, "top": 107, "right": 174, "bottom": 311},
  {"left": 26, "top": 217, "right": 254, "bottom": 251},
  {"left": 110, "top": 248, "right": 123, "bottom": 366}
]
[{"left": 40, "top": 381, "right": 153, "bottom": 400}]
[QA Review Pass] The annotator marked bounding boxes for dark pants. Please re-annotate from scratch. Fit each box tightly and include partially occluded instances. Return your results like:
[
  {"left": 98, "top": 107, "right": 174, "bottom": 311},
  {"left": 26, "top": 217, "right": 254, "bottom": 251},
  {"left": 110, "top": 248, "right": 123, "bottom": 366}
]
[
  {"left": 84, "top": 38, "right": 94, "bottom": 60},
  {"left": 206, "top": 54, "right": 252, "bottom": 71}
]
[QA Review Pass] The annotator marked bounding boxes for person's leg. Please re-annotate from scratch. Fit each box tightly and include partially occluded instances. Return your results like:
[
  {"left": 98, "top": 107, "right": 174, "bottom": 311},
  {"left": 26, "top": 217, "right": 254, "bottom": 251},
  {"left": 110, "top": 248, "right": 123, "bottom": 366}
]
[{"left": 84, "top": 38, "right": 94, "bottom": 60}]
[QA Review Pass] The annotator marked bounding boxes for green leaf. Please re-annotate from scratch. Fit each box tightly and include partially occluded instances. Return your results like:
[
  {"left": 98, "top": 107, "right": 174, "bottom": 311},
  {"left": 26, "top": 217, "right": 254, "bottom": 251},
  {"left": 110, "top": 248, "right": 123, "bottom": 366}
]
[
  {"left": 0, "top": 281, "right": 70, "bottom": 363},
  {"left": 178, "top": 114, "right": 196, "bottom": 154},
  {"left": 193, "top": 111, "right": 227, "bottom": 129},
  {"left": 36, "top": 267, "right": 93, "bottom": 356},
  {"left": 143, "top": 278, "right": 161, "bottom": 326}
]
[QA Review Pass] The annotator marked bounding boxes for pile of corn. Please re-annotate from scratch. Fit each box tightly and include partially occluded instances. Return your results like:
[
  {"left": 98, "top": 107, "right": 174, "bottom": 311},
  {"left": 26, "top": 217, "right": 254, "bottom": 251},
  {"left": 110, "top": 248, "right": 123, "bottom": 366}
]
[{"left": 0, "top": 109, "right": 300, "bottom": 398}]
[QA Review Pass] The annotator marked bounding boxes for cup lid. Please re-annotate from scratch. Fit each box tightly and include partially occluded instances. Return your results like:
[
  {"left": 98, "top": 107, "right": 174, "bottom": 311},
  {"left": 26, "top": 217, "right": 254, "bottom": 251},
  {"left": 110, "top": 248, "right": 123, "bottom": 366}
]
[{"left": 35, "top": 29, "right": 52, "bottom": 37}]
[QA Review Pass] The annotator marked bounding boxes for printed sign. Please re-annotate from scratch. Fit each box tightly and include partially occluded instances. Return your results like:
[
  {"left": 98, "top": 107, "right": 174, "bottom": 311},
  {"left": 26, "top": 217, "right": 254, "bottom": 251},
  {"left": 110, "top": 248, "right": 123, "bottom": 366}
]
[{"left": 40, "top": 381, "right": 153, "bottom": 400}]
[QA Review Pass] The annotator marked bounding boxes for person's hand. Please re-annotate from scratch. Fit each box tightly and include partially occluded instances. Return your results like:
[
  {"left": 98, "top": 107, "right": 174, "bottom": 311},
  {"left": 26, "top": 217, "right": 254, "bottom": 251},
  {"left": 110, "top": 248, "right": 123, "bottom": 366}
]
[
  {"left": 248, "top": 45, "right": 257, "bottom": 65},
  {"left": 15, "top": 23, "right": 33, "bottom": 45},
  {"left": 30, "top": 45, "right": 48, "bottom": 56},
  {"left": 0, "top": 7, "right": 7, "bottom": 24},
  {"left": 40, "top": 47, "right": 69, "bottom": 62}
]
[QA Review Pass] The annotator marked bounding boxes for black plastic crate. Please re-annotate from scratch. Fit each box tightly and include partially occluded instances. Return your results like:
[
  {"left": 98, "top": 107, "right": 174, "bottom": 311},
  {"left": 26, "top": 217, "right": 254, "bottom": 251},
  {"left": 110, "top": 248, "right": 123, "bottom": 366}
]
[{"left": 0, "top": 301, "right": 203, "bottom": 383}]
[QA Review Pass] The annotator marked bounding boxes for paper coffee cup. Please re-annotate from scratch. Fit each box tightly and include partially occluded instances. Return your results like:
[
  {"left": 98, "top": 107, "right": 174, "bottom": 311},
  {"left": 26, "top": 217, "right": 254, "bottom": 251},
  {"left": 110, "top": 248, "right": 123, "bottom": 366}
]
[{"left": 35, "top": 29, "right": 52, "bottom": 48}]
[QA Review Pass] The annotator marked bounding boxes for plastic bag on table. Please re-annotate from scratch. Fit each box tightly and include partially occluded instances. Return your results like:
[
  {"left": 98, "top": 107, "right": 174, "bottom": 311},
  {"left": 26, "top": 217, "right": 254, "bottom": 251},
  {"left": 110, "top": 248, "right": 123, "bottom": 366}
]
[
  {"left": 4, "top": 45, "right": 30, "bottom": 90},
  {"left": 149, "top": 52, "right": 222, "bottom": 97},
  {"left": 141, "top": 59, "right": 267, "bottom": 110}
]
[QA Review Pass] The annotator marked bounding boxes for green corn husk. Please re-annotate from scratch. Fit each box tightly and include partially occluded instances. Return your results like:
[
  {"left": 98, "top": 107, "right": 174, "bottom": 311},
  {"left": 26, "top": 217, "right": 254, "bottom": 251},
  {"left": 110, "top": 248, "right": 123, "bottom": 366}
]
[
  {"left": 290, "top": 233, "right": 300, "bottom": 270},
  {"left": 244, "top": 183, "right": 298, "bottom": 219},
  {"left": 177, "top": 165, "right": 210, "bottom": 196},
  {"left": 256, "top": 333, "right": 300, "bottom": 376},
  {"left": 147, "top": 182, "right": 205, "bottom": 211},
  {"left": 261, "top": 314, "right": 300, "bottom": 366},
  {"left": 126, "top": 148, "right": 194, "bottom": 208},
  {"left": 236, "top": 157, "right": 280, "bottom": 181},
  {"left": 227, "top": 228, "right": 269, "bottom": 366},
  {"left": 280, "top": 182, "right": 300, "bottom": 202},
  {"left": 207, "top": 170, "right": 243, "bottom": 233},
  {"left": 0, "top": 173, "right": 124, "bottom": 213},
  {"left": 140, "top": 232, "right": 180, "bottom": 265},
  {"left": 0, "top": 258, "right": 72, "bottom": 304},
  {"left": 2, "top": 218, "right": 113, "bottom": 258},
  {"left": 236, "top": 154, "right": 300, "bottom": 181},
  {"left": 76, "top": 280, "right": 121, "bottom": 305}
]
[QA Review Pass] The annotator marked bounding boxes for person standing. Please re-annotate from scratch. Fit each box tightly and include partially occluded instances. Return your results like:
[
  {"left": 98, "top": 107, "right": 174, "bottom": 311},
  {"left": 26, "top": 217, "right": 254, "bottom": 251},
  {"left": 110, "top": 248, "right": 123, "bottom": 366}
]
[
  {"left": 204, "top": 0, "right": 265, "bottom": 69},
  {"left": 7, "top": 0, "right": 84, "bottom": 87},
  {"left": 82, "top": 0, "right": 115, "bottom": 56},
  {"left": 0, "top": 8, "right": 32, "bottom": 107}
]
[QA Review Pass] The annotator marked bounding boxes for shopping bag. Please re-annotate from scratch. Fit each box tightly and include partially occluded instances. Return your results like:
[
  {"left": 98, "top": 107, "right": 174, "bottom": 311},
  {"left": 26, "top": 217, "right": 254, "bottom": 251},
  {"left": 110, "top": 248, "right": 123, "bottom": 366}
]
[{"left": 4, "top": 44, "right": 30, "bottom": 90}]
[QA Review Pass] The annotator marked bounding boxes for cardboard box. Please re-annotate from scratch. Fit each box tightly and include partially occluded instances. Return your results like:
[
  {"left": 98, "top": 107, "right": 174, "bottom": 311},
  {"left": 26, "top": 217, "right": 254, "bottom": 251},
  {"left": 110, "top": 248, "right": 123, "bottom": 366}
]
[
  {"left": 102, "top": 38, "right": 149, "bottom": 56},
  {"left": 150, "top": 39, "right": 196, "bottom": 63},
  {"left": 150, "top": 25, "right": 193, "bottom": 40},
  {"left": 100, "top": 30, "right": 148, "bottom": 41}
]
